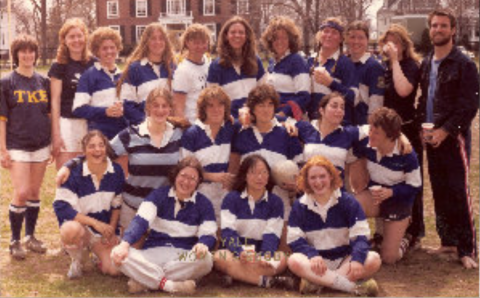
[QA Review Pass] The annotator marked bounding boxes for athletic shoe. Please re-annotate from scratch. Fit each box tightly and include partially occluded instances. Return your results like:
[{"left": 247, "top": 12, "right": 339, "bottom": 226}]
[
  {"left": 268, "top": 275, "right": 299, "bottom": 290},
  {"left": 127, "top": 278, "right": 148, "bottom": 294},
  {"left": 67, "top": 260, "right": 83, "bottom": 279},
  {"left": 370, "top": 233, "right": 383, "bottom": 252},
  {"left": 24, "top": 236, "right": 47, "bottom": 254},
  {"left": 221, "top": 274, "right": 233, "bottom": 288},
  {"left": 399, "top": 237, "right": 410, "bottom": 257},
  {"left": 355, "top": 278, "right": 379, "bottom": 297},
  {"left": 299, "top": 278, "right": 322, "bottom": 294},
  {"left": 9, "top": 240, "right": 26, "bottom": 260}
]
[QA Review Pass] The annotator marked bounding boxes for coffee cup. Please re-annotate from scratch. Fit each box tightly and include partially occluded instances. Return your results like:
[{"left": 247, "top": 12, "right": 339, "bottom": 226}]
[
  {"left": 369, "top": 185, "right": 381, "bottom": 193},
  {"left": 422, "top": 123, "right": 434, "bottom": 141},
  {"left": 314, "top": 66, "right": 326, "bottom": 74}
]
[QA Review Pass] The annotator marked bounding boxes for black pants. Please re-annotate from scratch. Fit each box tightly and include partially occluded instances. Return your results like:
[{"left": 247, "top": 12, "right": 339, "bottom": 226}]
[
  {"left": 426, "top": 132, "right": 477, "bottom": 258},
  {"left": 402, "top": 123, "right": 425, "bottom": 240}
]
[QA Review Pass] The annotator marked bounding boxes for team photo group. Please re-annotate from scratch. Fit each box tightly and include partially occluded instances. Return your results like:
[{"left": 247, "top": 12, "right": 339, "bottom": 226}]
[{"left": 0, "top": 5, "right": 478, "bottom": 296}]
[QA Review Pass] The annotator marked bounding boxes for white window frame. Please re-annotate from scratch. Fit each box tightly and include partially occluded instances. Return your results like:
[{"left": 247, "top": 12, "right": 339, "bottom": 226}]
[
  {"left": 109, "top": 25, "right": 120, "bottom": 33},
  {"left": 136, "top": 25, "right": 147, "bottom": 42},
  {"left": 136, "top": 0, "right": 148, "bottom": 17},
  {"left": 167, "top": 0, "right": 185, "bottom": 15},
  {"left": 204, "top": 0, "right": 215, "bottom": 16},
  {"left": 107, "top": 1, "right": 119, "bottom": 18},
  {"left": 237, "top": 0, "right": 249, "bottom": 15},
  {"left": 204, "top": 23, "right": 216, "bottom": 42}
]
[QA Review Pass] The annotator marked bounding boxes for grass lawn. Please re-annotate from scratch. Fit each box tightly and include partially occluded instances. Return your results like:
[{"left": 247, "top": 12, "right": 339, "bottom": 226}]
[{"left": 0, "top": 66, "right": 478, "bottom": 296}]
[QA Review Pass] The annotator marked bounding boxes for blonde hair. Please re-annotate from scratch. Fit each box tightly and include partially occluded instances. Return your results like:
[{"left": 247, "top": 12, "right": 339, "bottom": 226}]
[
  {"left": 378, "top": 24, "right": 420, "bottom": 63},
  {"left": 179, "top": 23, "right": 211, "bottom": 58},
  {"left": 89, "top": 27, "right": 123, "bottom": 57},
  {"left": 117, "top": 23, "right": 175, "bottom": 95},
  {"left": 56, "top": 18, "right": 91, "bottom": 64},
  {"left": 217, "top": 16, "right": 258, "bottom": 76},
  {"left": 261, "top": 16, "right": 302, "bottom": 54},
  {"left": 297, "top": 155, "right": 343, "bottom": 194},
  {"left": 144, "top": 87, "right": 190, "bottom": 130}
]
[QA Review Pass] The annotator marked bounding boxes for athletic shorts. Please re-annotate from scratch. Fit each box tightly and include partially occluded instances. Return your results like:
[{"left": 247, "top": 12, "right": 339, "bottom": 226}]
[
  {"left": 379, "top": 198, "right": 412, "bottom": 221},
  {"left": 60, "top": 117, "right": 88, "bottom": 152},
  {"left": 9, "top": 145, "right": 50, "bottom": 162}
]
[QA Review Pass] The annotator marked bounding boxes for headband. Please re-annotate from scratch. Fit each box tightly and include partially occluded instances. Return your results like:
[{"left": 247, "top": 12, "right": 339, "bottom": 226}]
[{"left": 320, "top": 21, "right": 344, "bottom": 33}]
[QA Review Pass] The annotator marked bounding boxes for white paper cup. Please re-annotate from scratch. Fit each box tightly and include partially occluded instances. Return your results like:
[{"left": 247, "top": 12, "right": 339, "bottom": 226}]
[
  {"left": 242, "top": 244, "right": 255, "bottom": 252},
  {"left": 314, "top": 66, "right": 326, "bottom": 73},
  {"left": 369, "top": 185, "right": 381, "bottom": 192},
  {"left": 422, "top": 123, "right": 434, "bottom": 141}
]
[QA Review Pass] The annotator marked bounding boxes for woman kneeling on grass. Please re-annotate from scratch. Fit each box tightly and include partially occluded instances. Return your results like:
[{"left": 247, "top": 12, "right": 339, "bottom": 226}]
[
  {"left": 110, "top": 156, "right": 216, "bottom": 294},
  {"left": 53, "top": 130, "right": 125, "bottom": 279},
  {"left": 287, "top": 155, "right": 381, "bottom": 296},
  {"left": 214, "top": 154, "right": 296, "bottom": 290}
]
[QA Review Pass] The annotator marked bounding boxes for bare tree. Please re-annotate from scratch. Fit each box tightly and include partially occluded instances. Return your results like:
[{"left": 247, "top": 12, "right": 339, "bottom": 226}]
[{"left": 267, "top": 0, "right": 373, "bottom": 54}]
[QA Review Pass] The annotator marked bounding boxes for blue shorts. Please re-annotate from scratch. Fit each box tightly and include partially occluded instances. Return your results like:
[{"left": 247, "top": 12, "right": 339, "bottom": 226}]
[{"left": 379, "top": 198, "right": 412, "bottom": 221}]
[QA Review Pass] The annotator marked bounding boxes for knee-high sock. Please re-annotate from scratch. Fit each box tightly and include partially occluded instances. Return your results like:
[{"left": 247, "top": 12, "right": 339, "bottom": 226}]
[
  {"left": 9, "top": 204, "right": 26, "bottom": 242},
  {"left": 25, "top": 200, "right": 40, "bottom": 237}
]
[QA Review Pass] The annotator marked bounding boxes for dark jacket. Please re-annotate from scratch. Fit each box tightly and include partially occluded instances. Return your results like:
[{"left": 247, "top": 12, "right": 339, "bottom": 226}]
[{"left": 416, "top": 46, "right": 479, "bottom": 137}]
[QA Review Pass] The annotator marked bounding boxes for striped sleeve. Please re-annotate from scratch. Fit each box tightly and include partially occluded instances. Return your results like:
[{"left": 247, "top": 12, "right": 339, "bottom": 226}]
[
  {"left": 260, "top": 195, "right": 284, "bottom": 255},
  {"left": 287, "top": 201, "right": 319, "bottom": 259},
  {"left": 220, "top": 192, "right": 243, "bottom": 255}
]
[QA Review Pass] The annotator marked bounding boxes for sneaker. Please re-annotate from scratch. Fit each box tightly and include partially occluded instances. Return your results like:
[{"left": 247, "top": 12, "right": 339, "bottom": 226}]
[
  {"left": 399, "top": 237, "right": 410, "bottom": 257},
  {"left": 268, "top": 272, "right": 300, "bottom": 290},
  {"left": 409, "top": 237, "right": 422, "bottom": 251},
  {"left": 9, "top": 240, "right": 26, "bottom": 260},
  {"left": 67, "top": 260, "right": 83, "bottom": 279},
  {"left": 355, "top": 278, "right": 379, "bottom": 297},
  {"left": 370, "top": 233, "right": 383, "bottom": 252},
  {"left": 127, "top": 278, "right": 148, "bottom": 294},
  {"left": 299, "top": 278, "right": 322, "bottom": 294},
  {"left": 24, "top": 236, "right": 47, "bottom": 254},
  {"left": 221, "top": 274, "right": 233, "bottom": 288}
]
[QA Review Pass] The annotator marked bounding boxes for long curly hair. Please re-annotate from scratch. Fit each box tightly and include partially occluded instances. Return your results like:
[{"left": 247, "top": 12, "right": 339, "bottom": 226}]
[
  {"left": 261, "top": 16, "right": 302, "bottom": 55},
  {"left": 56, "top": 18, "right": 92, "bottom": 64},
  {"left": 117, "top": 23, "right": 175, "bottom": 96},
  {"left": 217, "top": 16, "right": 258, "bottom": 76},
  {"left": 378, "top": 24, "right": 421, "bottom": 64}
]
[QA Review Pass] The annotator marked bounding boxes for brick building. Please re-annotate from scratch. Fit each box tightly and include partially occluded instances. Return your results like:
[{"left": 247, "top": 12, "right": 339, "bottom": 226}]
[{"left": 96, "top": 0, "right": 251, "bottom": 53}]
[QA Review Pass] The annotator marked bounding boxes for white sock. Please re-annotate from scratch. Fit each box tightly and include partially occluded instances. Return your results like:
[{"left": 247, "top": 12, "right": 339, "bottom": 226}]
[
  {"left": 163, "top": 279, "right": 196, "bottom": 294},
  {"left": 331, "top": 274, "right": 356, "bottom": 293}
]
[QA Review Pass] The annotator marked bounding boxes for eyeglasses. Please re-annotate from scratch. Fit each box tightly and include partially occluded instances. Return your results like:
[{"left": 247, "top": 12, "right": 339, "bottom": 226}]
[
  {"left": 247, "top": 170, "right": 269, "bottom": 177},
  {"left": 179, "top": 172, "right": 199, "bottom": 183}
]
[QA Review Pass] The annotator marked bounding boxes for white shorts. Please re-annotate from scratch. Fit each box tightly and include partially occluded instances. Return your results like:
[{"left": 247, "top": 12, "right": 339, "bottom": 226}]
[
  {"left": 9, "top": 146, "right": 51, "bottom": 162},
  {"left": 197, "top": 182, "right": 228, "bottom": 226},
  {"left": 60, "top": 117, "right": 88, "bottom": 152},
  {"left": 119, "top": 201, "right": 137, "bottom": 229}
]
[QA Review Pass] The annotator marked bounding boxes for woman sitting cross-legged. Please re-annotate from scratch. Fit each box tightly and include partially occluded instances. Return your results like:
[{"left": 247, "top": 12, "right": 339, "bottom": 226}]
[
  {"left": 214, "top": 154, "right": 296, "bottom": 290},
  {"left": 110, "top": 156, "right": 217, "bottom": 294},
  {"left": 287, "top": 155, "right": 381, "bottom": 296},
  {"left": 53, "top": 130, "right": 125, "bottom": 279}
]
